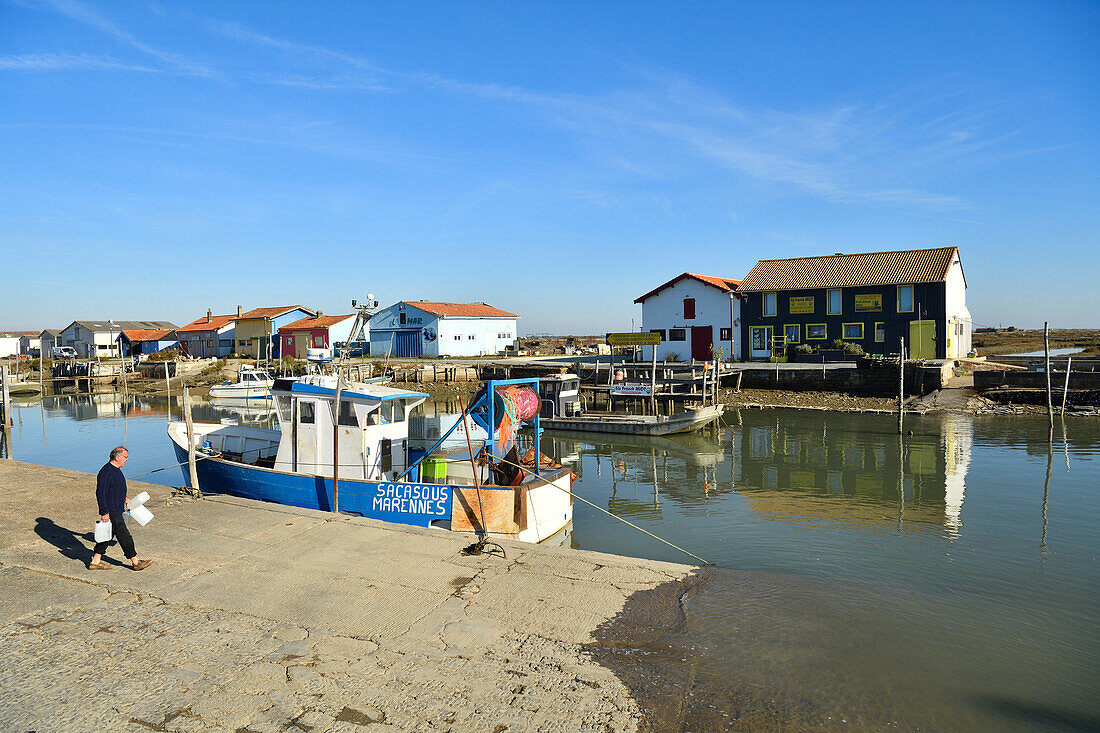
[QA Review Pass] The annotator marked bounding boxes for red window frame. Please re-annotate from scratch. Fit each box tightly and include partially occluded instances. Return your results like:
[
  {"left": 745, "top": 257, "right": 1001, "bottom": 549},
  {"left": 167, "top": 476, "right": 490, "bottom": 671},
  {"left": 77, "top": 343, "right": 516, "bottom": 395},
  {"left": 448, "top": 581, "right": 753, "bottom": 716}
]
[{"left": 683, "top": 298, "right": 696, "bottom": 319}]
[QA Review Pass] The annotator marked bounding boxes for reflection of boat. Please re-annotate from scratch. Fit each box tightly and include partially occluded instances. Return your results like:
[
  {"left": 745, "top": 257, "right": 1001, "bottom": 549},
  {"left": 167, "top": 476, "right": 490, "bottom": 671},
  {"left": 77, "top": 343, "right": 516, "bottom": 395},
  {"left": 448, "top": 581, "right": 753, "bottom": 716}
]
[
  {"left": 541, "top": 404, "right": 725, "bottom": 436},
  {"left": 168, "top": 377, "right": 573, "bottom": 543},
  {"left": 209, "top": 365, "right": 274, "bottom": 399},
  {"left": 7, "top": 378, "right": 43, "bottom": 396}
]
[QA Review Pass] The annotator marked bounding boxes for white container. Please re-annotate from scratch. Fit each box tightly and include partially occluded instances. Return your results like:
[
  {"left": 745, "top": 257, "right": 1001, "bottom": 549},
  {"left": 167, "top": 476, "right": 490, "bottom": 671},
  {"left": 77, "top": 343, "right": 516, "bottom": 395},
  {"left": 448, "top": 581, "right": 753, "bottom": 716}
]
[
  {"left": 128, "top": 504, "right": 154, "bottom": 527},
  {"left": 127, "top": 491, "right": 150, "bottom": 510},
  {"left": 94, "top": 520, "right": 113, "bottom": 543}
]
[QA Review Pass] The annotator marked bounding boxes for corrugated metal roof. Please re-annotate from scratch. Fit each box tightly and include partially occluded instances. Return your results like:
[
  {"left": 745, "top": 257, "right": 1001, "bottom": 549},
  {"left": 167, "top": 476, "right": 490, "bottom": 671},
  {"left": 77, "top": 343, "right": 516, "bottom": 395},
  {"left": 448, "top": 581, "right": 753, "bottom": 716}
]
[
  {"left": 405, "top": 302, "right": 519, "bottom": 318},
  {"left": 71, "top": 320, "right": 178, "bottom": 332},
  {"left": 737, "top": 247, "right": 959, "bottom": 292},
  {"left": 280, "top": 314, "right": 355, "bottom": 331},
  {"left": 634, "top": 272, "right": 742, "bottom": 304}
]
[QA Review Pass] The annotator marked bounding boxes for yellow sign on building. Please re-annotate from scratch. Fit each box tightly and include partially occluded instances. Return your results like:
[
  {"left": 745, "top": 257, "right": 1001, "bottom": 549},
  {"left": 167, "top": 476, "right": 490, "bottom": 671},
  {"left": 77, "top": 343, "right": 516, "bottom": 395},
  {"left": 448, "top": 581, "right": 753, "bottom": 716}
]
[
  {"left": 854, "top": 294, "right": 882, "bottom": 312},
  {"left": 789, "top": 296, "right": 815, "bottom": 314},
  {"left": 606, "top": 331, "right": 662, "bottom": 346}
]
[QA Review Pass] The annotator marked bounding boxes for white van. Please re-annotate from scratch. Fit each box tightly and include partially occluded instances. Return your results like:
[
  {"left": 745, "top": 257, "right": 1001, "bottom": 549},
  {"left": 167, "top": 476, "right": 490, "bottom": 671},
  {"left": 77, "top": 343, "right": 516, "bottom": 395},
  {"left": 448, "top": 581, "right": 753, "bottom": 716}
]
[{"left": 51, "top": 346, "right": 78, "bottom": 359}]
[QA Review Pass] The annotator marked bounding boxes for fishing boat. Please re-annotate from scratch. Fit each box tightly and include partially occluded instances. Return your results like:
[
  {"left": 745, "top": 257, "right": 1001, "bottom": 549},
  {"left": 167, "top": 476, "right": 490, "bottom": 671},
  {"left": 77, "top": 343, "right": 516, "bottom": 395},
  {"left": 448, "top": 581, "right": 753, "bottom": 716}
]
[
  {"left": 535, "top": 373, "right": 725, "bottom": 436},
  {"left": 167, "top": 377, "right": 573, "bottom": 543},
  {"left": 208, "top": 364, "right": 274, "bottom": 399}
]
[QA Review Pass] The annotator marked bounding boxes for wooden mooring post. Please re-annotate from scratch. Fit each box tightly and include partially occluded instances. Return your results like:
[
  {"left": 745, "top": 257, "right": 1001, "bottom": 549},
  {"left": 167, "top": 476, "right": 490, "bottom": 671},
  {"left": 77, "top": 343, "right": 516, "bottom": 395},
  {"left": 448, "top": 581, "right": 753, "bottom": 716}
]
[
  {"left": 1062, "top": 356, "right": 1072, "bottom": 415},
  {"left": 1044, "top": 322, "right": 1053, "bottom": 433},
  {"left": 182, "top": 387, "right": 200, "bottom": 494},
  {"left": 0, "top": 363, "right": 10, "bottom": 428},
  {"left": 898, "top": 337, "right": 905, "bottom": 435}
]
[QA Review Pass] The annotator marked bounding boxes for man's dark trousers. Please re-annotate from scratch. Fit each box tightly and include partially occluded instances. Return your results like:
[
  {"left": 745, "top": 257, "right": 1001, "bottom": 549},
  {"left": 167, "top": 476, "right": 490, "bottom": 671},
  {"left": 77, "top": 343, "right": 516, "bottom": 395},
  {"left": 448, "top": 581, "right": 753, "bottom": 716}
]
[{"left": 93, "top": 513, "right": 136, "bottom": 558}]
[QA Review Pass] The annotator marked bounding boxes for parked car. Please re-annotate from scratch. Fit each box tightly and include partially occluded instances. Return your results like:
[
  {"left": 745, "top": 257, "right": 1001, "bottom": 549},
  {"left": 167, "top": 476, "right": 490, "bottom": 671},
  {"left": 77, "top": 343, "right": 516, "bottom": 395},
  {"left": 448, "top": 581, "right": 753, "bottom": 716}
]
[{"left": 51, "top": 346, "right": 78, "bottom": 359}]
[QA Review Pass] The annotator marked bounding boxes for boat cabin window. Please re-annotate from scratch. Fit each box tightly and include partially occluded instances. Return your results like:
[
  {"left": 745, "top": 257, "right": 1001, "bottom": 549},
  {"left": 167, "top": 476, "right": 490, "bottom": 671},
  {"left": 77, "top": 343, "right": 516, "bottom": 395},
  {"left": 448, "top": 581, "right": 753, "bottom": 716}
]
[
  {"left": 376, "top": 400, "right": 406, "bottom": 424},
  {"left": 299, "top": 401, "right": 315, "bottom": 424},
  {"left": 338, "top": 400, "right": 358, "bottom": 427},
  {"left": 566, "top": 380, "right": 579, "bottom": 391},
  {"left": 275, "top": 396, "right": 291, "bottom": 422},
  {"left": 543, "top": 382, "right": 560, "bottom": 396}
]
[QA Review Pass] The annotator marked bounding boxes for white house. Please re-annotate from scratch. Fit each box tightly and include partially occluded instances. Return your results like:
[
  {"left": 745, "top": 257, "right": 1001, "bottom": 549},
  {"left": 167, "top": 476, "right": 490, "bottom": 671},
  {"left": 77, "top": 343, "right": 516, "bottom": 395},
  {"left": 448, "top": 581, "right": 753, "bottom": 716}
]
[
  {"left": 18, "top": 332, "right": 42, "bottom": 356},
  {"left": 634, "top": 273, "right": 743, "bottom": 361},
  {"left": 60, "top": 320, "right": 178, "bottom": 358},
  {"left": 0, "top": 332, "right": 24, "bottom": 358},
  {"left": 370, "top": 301, "right": 519, "bottom": 358}
]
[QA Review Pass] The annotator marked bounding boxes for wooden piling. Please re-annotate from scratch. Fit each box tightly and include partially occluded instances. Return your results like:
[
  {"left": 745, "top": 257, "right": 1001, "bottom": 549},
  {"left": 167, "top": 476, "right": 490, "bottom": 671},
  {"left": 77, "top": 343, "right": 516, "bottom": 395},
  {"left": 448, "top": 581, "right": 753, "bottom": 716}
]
[
  {"left": 0, "top": 364, "right": 9, "bottom": 428},
  {"left": 1044, "top": 322, "right": 1053, "bottom": 433},
  {"left": 897, "top": 337, "right": 905, "bottom": 435},
  {"left": 1062, "top": 356, "right": 1072, "bottom": 415},
  {"left": 182, "top": 387, "right": 200, "bottom": 493}
]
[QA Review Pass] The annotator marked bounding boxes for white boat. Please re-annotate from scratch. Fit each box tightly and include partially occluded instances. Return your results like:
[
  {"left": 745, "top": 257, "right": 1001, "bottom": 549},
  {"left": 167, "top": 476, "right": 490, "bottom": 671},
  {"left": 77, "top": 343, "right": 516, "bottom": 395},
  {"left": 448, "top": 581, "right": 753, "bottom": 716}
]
[
  {"left": 168, "top": 376, "right": 573, "bottom": 543},
  {"left": 208, "top": 365, "right": 274, "bottom": 399}
]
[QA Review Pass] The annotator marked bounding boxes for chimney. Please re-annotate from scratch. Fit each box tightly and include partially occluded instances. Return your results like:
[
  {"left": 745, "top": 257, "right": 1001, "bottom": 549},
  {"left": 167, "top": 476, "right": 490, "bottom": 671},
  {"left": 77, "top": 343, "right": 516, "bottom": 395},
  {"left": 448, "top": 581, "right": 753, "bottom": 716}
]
[
  {"left": 236, "top": 305, "right": 242, "bottom": 317},
  {"left": 316, "top": 310, "right": 322, "bottom": 317},
  {"left": 206, "top": 309, "right": 212, "bottom": 323}
]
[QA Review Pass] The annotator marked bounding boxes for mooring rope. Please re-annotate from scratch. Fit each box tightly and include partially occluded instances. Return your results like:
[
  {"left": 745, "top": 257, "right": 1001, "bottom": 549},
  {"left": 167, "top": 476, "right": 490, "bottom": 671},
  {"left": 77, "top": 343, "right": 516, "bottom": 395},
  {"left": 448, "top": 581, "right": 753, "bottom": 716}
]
[{"left": 492, "top": 452, "right": 710, "bottom": 566}]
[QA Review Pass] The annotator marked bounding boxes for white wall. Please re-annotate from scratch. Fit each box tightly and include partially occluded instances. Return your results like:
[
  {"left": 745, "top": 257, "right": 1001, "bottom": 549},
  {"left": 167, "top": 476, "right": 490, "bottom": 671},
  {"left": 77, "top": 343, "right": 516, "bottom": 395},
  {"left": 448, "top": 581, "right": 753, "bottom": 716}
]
[
  {"left": 638, "top": 278, "right": 742, "bottom": 360},
  {"left": 435, "top": 318, "right": 516, "bottom": 357},
  {"left": 0, "top": 337, "right": 20, "bottom": 358},
  {"left": 944, "top": 256, "right": 972, "bottom": 357}
]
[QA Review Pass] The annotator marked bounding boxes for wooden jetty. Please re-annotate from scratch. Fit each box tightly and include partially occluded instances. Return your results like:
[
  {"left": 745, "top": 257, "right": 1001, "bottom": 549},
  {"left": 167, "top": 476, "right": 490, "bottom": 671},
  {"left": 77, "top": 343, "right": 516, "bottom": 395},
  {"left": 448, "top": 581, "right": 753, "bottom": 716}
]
[{"left": 540, "top": 404, "right": 725, "bottom": 436}]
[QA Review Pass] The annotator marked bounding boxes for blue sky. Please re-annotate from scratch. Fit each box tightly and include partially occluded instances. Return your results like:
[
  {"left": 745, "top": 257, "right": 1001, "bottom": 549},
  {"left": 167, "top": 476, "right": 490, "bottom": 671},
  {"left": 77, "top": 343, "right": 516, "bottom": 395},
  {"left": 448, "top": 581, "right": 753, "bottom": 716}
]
[{"left": 2, "top": 1, "right": 1097, "bottom": 334}]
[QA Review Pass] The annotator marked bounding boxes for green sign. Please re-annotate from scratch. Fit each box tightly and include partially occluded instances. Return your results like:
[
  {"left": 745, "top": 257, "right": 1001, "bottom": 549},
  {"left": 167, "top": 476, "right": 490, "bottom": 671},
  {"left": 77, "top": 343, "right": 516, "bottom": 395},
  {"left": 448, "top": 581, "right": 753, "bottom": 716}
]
[
  {"left": 854, "top": 294, "right": 882, "bottom": 312},
  {"left": 606, "top": 332, "right": 661, "bottom": 346},
  {"left": 789, "top": 296, "right": 815, "bottom": 314}
]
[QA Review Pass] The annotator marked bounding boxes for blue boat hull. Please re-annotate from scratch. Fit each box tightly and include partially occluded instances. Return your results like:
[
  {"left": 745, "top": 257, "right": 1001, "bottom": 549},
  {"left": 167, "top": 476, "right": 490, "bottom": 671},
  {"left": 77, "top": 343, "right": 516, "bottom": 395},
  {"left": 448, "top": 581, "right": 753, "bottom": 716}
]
[{"left": 172, "top": 443, "right": 452, "bottom": 528}]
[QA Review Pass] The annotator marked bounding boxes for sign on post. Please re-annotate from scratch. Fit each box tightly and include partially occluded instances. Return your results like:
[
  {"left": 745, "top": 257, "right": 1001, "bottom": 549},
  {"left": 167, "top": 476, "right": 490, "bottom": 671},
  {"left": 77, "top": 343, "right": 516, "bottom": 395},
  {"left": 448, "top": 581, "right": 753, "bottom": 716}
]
[
  {"left": 611, "top": 385, "right": 652, "bottom": 396},
  {"left": 606, "top": 332, "right": 661, "bottom": 347}
]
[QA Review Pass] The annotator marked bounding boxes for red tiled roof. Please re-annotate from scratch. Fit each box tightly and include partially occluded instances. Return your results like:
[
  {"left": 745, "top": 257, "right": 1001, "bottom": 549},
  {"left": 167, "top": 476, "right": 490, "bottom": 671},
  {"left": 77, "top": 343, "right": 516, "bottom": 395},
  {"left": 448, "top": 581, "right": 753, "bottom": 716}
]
[
  {"left": 634, "top": 272, "right": 742, "bottom": 304},
  {"left": 737, "top": 247, "right": 959, "bottom": 292},
  {"left": 405, "top": 302, "right": 519, "bottom": 318},
  {"left": 238, "top": 305, "right": 315, "bottom": 320},
  {"left": 280, "top": 314, "right": 355, "bottom": 331},
  {"left": 121, "top": 329, "right": 174, "bottom": 341},
  {"left": 177, "top": 314, "right": 237, "bottom": 332}
]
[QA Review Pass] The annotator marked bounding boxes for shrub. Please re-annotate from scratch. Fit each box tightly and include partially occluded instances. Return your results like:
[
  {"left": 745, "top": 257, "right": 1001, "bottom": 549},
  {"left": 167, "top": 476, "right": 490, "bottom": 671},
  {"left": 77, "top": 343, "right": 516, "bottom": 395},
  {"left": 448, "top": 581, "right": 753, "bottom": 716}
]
[
  {"left": 664, "top": 352, "right": 680, "bottom": 362},
  {"left": 794, "top": 343, "right": 813, "bottom": 355},
  {"left": 147, "top": 349, "right": 179, "bottom": 362},
  {"left": 833, "top": 339, "right": 846, "bottom": 349},
  {"left": 841, "top": 341, "right": 865, "bottom": 356}
]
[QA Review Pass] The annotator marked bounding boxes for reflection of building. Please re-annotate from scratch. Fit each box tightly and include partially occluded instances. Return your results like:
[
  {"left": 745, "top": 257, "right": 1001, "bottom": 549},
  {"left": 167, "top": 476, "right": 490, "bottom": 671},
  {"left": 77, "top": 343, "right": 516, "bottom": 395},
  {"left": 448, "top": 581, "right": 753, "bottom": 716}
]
[{"left": 735, "top": 411, "right": 971, "bottom": 531}]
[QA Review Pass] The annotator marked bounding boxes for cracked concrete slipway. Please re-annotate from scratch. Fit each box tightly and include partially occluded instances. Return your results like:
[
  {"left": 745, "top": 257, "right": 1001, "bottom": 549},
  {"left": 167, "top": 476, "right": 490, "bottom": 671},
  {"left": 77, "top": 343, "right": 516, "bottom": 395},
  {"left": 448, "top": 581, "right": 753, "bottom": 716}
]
[{"left": 0, "top": 460, "right": 695, "bottom": 732}]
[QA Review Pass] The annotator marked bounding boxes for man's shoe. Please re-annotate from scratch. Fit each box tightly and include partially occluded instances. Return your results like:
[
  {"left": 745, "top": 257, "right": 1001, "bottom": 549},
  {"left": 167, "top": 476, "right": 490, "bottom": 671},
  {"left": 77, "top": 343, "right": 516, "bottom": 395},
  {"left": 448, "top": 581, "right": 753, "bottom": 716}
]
[
  {"left": 131, "top": 559, "right": 153, "bottom": 571},
  {"left": 88, "top": 561, "right": 110, "bottom": 570}
]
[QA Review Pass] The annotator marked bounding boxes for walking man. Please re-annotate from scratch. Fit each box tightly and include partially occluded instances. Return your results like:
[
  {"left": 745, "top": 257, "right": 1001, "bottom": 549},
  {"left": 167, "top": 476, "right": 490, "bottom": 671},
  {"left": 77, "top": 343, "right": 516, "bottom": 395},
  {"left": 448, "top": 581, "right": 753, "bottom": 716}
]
[{"left": 89, "top": 446, "right": 153, "bottom": 571}]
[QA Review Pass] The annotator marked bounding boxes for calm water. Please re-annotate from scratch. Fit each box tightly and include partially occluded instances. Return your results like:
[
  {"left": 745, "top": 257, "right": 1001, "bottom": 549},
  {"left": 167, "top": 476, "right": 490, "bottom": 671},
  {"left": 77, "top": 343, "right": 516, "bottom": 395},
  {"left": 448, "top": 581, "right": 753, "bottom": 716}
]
[{"left": 2, "top": 393, "right": 1097, "bottom": 730}]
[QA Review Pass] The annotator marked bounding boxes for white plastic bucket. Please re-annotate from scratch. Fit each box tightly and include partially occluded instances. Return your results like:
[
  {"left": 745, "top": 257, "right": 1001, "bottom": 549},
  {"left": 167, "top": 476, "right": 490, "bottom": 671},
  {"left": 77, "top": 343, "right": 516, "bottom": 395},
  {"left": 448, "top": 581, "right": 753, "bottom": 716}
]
[
  {"left": 128, "top": 504, "right": 154, "bottom": 527},
  {"left": 94, "top": 520, "right": 112, "bottom": 543},
  {"left": 127, "top": 491, "right": 150, "bottom": 510}
]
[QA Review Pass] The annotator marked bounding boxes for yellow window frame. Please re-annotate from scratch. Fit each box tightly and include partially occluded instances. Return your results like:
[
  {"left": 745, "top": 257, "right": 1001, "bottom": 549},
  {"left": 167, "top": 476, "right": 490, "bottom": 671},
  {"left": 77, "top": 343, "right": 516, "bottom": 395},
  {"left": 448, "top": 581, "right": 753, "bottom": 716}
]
[
  {"left": 874, "top": 322, "right": 885, "bottom": 343},
  {"left": 806, "top": 323, "right": 828, "bottom": 340},
  {"left": 897, "top": 285, "right": 914, "bottom": 313},
  {"left": 762, "top": 291, "right": 777, "bottom": 317},
  {"left": 842, "top": 322, "right": 864, "bottom": 340},
  {"left": 784, "top": 324, "right": 800, "bottom": 343},
  {"left": 827, "top": 288, "right": 843, "bottom": 315}
]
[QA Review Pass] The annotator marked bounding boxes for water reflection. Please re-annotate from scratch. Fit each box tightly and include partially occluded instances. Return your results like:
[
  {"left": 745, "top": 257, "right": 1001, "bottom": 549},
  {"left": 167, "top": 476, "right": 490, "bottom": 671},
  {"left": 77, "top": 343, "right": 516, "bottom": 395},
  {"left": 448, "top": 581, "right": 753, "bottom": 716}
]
[{"left": 543, "top": 409, "right": 975, "bottom": 538}]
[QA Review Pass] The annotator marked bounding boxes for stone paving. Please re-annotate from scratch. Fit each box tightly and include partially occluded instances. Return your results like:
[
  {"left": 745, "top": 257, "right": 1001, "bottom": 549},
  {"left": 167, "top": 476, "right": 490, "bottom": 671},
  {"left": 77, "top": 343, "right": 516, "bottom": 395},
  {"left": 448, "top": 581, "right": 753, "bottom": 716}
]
[{"left": 0, "top": 460, "right": 692, "bottom": 732}]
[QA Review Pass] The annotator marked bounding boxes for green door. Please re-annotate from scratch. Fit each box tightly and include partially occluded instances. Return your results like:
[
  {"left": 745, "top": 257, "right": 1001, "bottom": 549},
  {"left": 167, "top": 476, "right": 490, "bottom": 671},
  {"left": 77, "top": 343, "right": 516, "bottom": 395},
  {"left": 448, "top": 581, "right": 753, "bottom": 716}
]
[{"left": 909, "top": 320, "right": 936, "bottom": 359}]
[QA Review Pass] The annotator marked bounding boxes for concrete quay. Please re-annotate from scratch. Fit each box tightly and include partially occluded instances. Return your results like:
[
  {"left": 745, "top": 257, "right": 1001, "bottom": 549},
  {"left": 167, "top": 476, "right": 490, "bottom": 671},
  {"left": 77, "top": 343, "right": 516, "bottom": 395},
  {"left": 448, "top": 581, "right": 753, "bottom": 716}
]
[{"left": 0, "top": 460, "right": 693, "bottom": 733}]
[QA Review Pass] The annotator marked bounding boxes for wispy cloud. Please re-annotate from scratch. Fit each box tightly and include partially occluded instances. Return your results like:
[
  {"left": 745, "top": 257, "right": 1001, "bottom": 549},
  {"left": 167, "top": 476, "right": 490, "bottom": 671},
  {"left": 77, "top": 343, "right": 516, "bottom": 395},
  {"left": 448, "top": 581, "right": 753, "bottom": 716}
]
[
  {"left": 39, "top": 0, "right": 216, "bottom": 77},
  {"left": 0, "top": 52, "right": 157, "bottom": 72}
]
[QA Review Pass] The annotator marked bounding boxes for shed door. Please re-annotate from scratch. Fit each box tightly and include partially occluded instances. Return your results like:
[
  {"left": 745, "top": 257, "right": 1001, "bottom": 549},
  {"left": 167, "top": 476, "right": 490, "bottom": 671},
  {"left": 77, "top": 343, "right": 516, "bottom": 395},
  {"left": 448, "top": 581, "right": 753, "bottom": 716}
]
[
  {"left": 909, "top": 321, "right": 936, "bottom": 360},
  {"left": 393, "top": 330, "right": 423, "bottom": 357},
  {"left": 691, "top": 326, "right": 713, "bottom": 361},
  {"left": 294, "top": 333, "right": 309, "bottom": 359}
]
